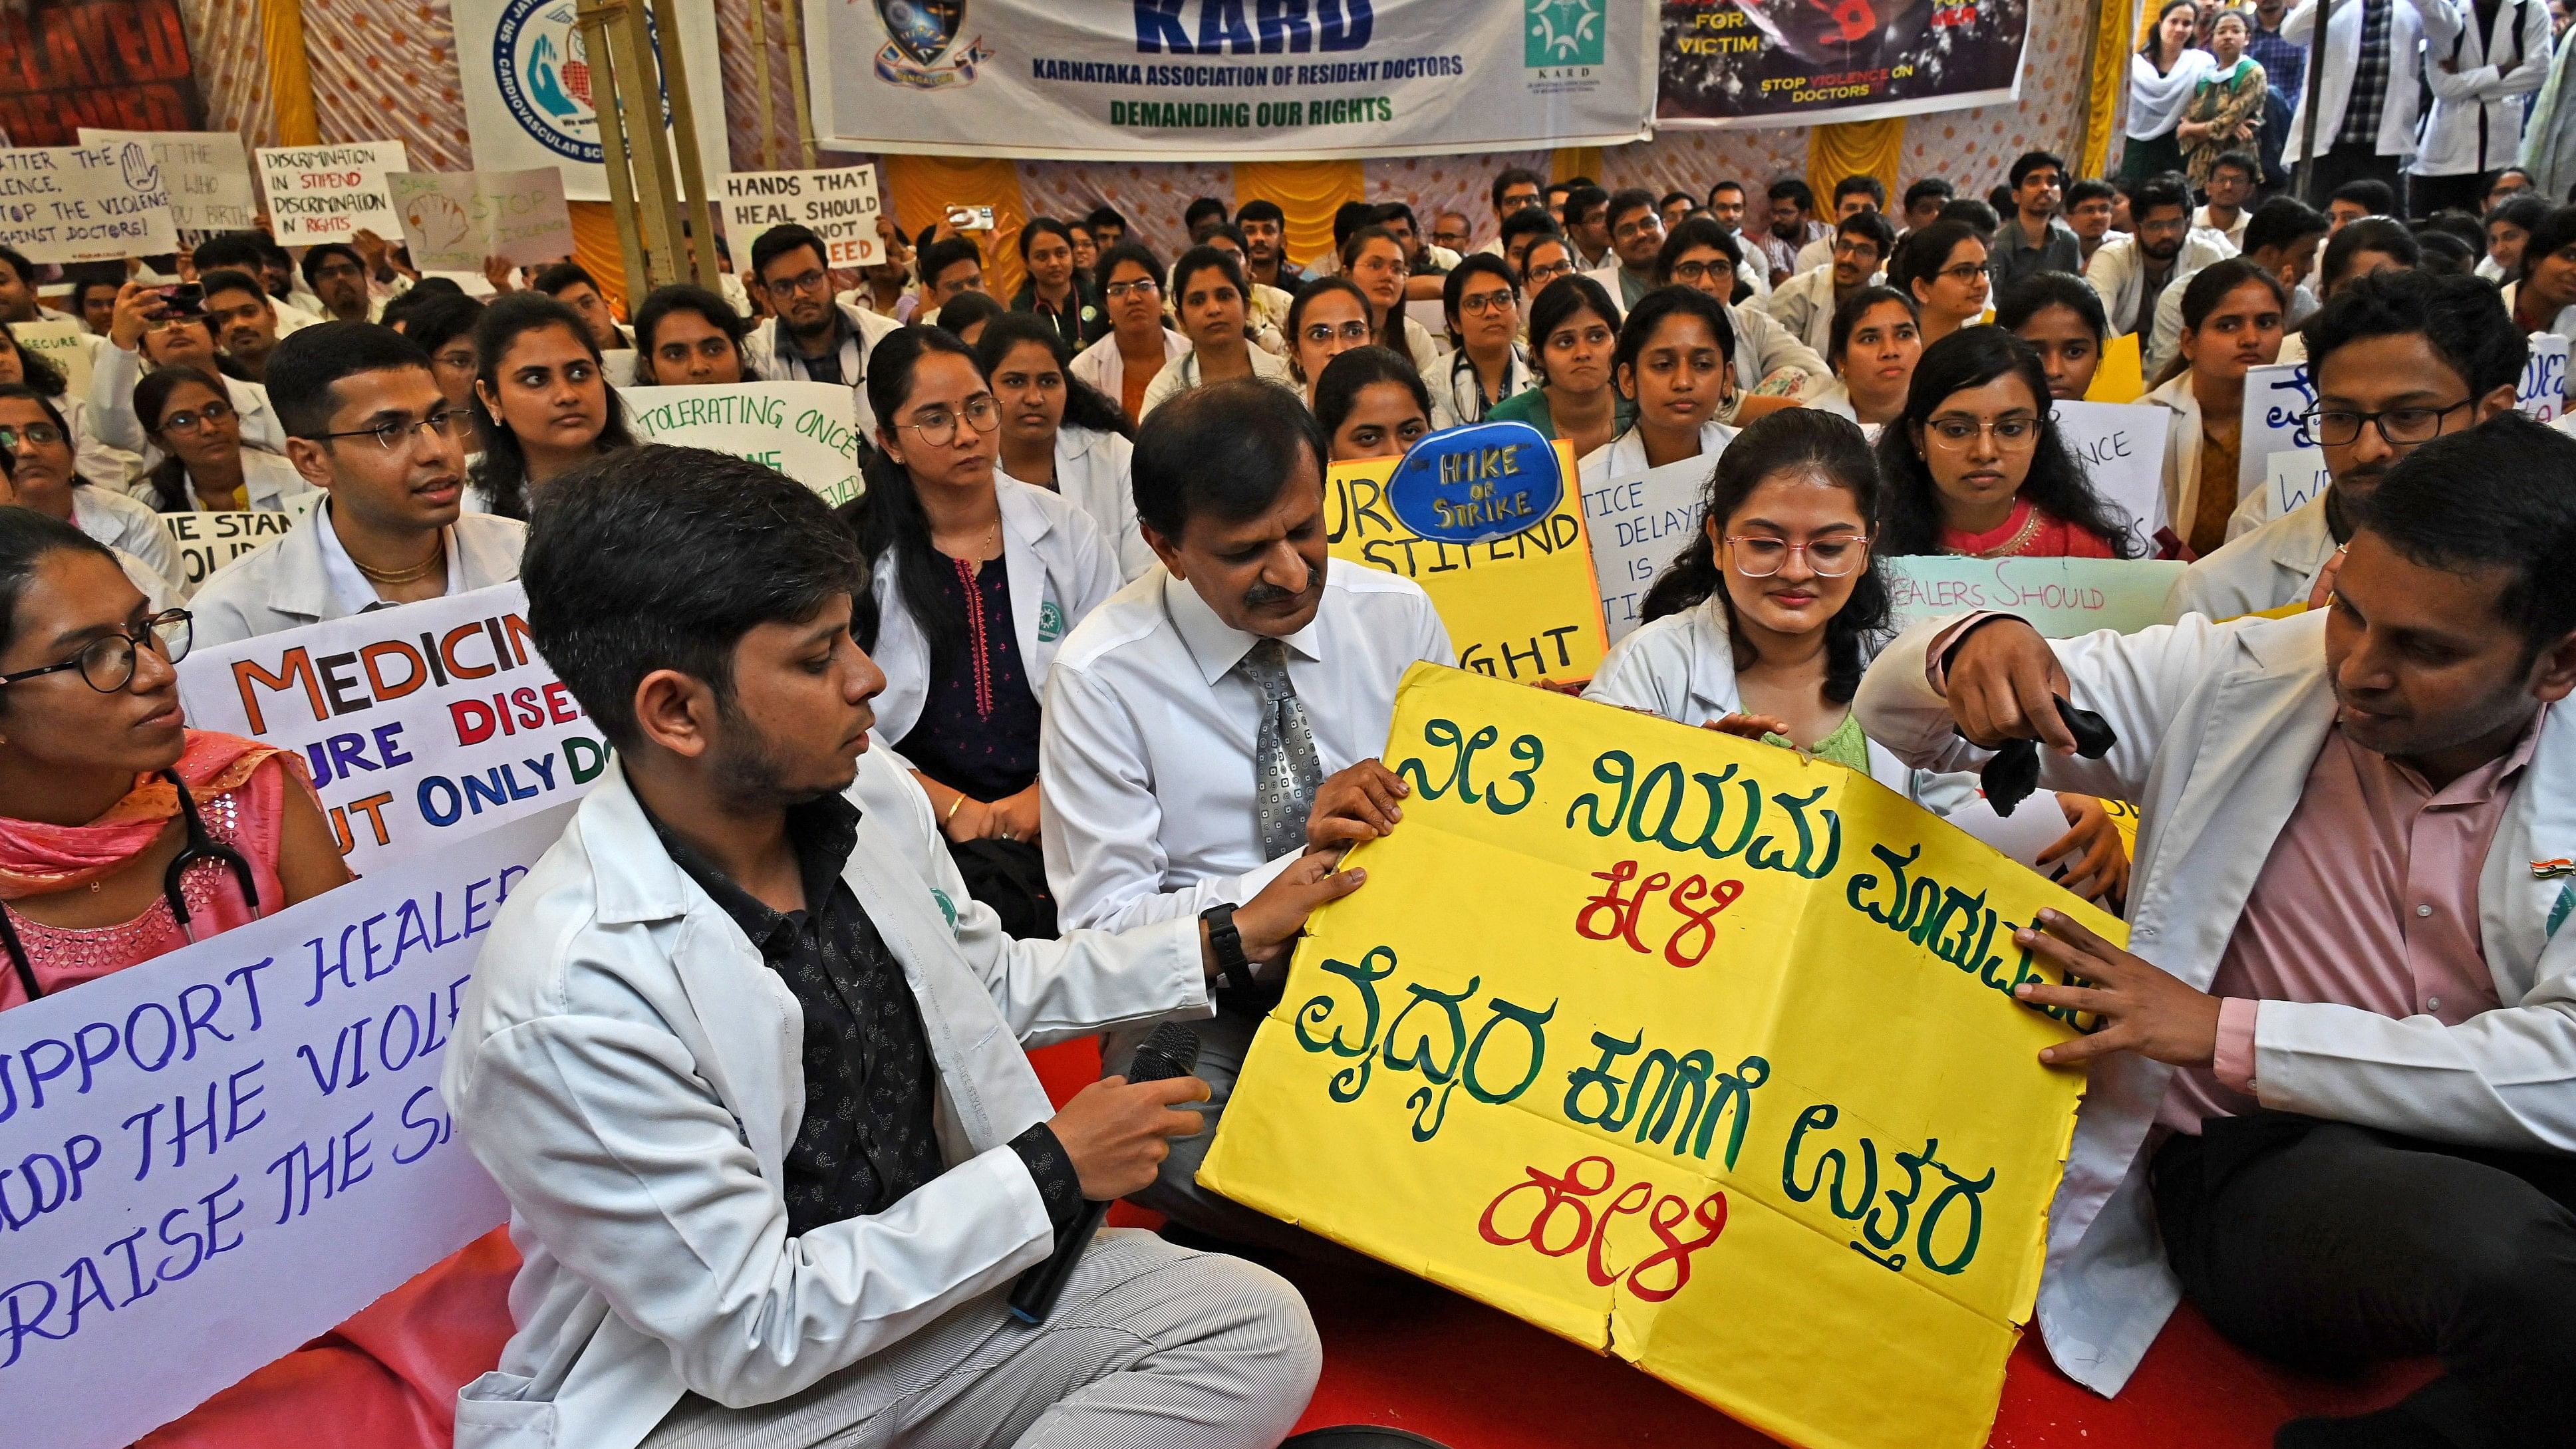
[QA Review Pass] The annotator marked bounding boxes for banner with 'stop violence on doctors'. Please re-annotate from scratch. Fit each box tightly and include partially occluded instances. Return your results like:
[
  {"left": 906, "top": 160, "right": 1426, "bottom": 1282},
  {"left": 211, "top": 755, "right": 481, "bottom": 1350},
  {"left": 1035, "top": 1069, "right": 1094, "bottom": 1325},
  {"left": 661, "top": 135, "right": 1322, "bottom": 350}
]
[
  {"left": 803, "top": 0, "right": 1655, "bottom": 160},
  {"left": 1656, "top": 0, "right": 2028, "bottom": 128},
  {"left": 1203, "top": 665, "right": 2102, "bottom": 1449},
  {"left": 176, "top": 583, "right": 607, "bottom": 877}
]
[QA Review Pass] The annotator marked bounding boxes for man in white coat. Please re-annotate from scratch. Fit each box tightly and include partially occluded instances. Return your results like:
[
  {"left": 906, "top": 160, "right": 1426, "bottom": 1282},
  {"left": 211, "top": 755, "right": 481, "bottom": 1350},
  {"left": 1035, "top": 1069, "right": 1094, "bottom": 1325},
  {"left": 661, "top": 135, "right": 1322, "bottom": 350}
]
[
  {"left": 192, "top": 324, "right": 525, "bottom": 648},
  {"left": 1857, "top": 414, "right": 2576, "bottom": 1448},
  {"left": 745, "top": 223, "right": 905, "bottom": 438},
  {"left": 446, "top": 447, "right": 1354, "bottom": 1449},
  {"left": 2168, "top": 270, "right": 2524, "bottom": 623},
  {"left": 2410, "top": 0, "right": 2553, "bottom": 214},
  {"left": 2282, "top": 0, "right": 2460, "bottom": 199}
]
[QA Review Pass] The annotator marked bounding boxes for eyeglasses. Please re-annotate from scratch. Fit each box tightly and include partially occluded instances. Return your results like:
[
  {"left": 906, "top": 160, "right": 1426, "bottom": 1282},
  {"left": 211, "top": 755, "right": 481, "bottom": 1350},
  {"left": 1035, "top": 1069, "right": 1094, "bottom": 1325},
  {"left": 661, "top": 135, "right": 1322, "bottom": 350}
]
[
  {"left": 1613, "top": 217, "right": 1663, "bottom": 243},
  {"left": 0, "top": 422, "right": 63, "bottom": 449},
  {"left": 1524, "top": 258, "right": 1578, "bottom": 286},
  {"left": 902, "top": 394, "right": 1000, "bottom": 447},
  {"left": 1, "top": 610, "right": 192, "bottom": 692},
  {"left": 1667, "top": 260, "right": 1725, "bottom": 285},
  {"left": 1103, "top": 277, "right": 1161, "bottom": 301},
  {"left": 1924, "top": 415, "right": 2041, "bottom": 449},
  {"left": 2303, "top": 400, "right": 2472, "bottom": 448},
  {"left": 1726, "top": 536, "right": 1870, "bottom": 577},
  {"left": 1832, "top": 238, "right": 1880, "bottom": 258},
  {"left": 156, "top": 399, "right": 235, "bottom": 435},
  {"left": 1457, "top": 289, "right": 1516, "bottom": 317},
  {"left": 1302, "top": 320, "right": 1373, "bottom": 346},
  {"left": 306, "top": 408, "right": 474, "bottom": 452},
  {"left": 1352, "top": 253, "right": 1409, "bottom": 278},
  {"left": 766, "top": 268, "right": 833, "bottom": 297},
  {"left": 1935, "top": 262, "right": 1989, "bottom": 286}
]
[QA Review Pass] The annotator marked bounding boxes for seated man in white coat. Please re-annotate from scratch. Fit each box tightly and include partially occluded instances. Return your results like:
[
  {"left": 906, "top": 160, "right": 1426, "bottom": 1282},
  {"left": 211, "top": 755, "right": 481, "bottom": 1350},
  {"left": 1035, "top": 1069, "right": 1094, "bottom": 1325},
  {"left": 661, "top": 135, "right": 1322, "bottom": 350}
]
[
  {"left": 445, "top": 447, "right": 1351, "bottom": 1449},
  {"left": 192, "top": 323, "right": 525, "bottom": 647},
  {"left": 2165, "top": 271, "right": 2522, "bottom": 624},
  {"left": 1856, "top": 414, "right": 2576, "bottom": 1449},
  {"left": 1042, "top": 378, "right": 1455, "bottom": 1250}
]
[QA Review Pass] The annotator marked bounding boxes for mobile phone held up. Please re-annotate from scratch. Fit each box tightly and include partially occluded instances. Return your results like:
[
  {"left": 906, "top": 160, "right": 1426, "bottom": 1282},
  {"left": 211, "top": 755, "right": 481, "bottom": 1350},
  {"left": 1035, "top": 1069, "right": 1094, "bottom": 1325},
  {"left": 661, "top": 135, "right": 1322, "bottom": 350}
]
[
  {"left": 944, "top": 205, "right": 996, "bottom": 231},
  {"left": 159, "top": 283, "right": 206, "bottom": 320}
]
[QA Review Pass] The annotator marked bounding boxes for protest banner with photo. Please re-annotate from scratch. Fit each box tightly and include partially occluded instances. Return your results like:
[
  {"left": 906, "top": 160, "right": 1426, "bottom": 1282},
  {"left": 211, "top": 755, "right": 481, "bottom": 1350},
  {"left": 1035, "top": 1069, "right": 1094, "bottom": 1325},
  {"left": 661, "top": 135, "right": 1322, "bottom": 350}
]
[
  {"left": 11, "top": 319, "right": 96, "bottom": 397},
  {"left": 255, "top": 141, "right": 408, "bottom": 245},
  {"left": 720, "top": 167, "right": 883, "bottom": 267},
  {"left": 1883, "top": 556, "right": 2187, "bottom": 636},
  {"left": 176, "top": 583, "right": 606, "bottom": 876},
  {"left": 158, "top": 497, "right": 319, "bottom": 595},
  {"left": 1328, "top": 440, "right": 1606, "bottom": 686},
  {"left": 1581, "top": 456, "right": 1705, "bottom": 645},
  {"left": 0, "top": 140, "right": 177, "bottom": 263},
  {"left": 1656, "top": 0, "right": 2028, "bottom": 128},
  {"left": 451, "top": 0, "right": 731, "bottom": 203},
  {"left": 1203, "top": 664, "right": 2100, "bottom": 1449},
  {"left": 0, "top": 0, "right": 203, "bottom": 146},
  {"left": 76, "top": 128, "right": 257, "bottom": 234},
  {"left": 388, "top": 167, "right": 574, "bottom": 272},
  {"left": 2051, "top": 399, "right": 2170, "bottom": 554},
  {"left": 0, "top": 804, "right": 565, "bottom": 1449},
  {"left": 625, "top": 382, "right": 865, "bottom": 506},
  {"left": 805, "top": 0, "right": 1655, "bottom": 160}
]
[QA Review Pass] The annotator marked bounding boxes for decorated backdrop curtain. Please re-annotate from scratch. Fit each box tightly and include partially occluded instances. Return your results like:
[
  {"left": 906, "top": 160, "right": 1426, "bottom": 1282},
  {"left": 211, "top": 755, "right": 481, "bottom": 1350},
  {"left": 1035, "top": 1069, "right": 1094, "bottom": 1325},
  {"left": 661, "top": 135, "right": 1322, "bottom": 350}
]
[
  {"left": 1808, "top": 119, "right": 1908, "bottom": 208},
  {"left": 883, "top": 154, "right": 1034, "bottom": 301},
  {"left": 1234, "top": 160, "right": 1365, "bottom": 270}
]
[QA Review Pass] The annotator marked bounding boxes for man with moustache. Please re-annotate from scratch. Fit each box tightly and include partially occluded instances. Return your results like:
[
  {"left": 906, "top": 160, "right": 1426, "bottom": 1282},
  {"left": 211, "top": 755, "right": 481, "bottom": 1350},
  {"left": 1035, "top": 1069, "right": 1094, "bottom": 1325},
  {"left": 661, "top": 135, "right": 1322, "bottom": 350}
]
[
  {"left": 1236, "top": 199, "right": 1308, "bottom": 291},
  {"left": 746, "top": 223, "right": 904, "bottom": 434},
  {"left": 2086, "top": 176, "right": 2233, "bottom": 340},
  {"left": 200, "top": 269, "right": 286, "bottom": 384},
  {"left": 1040, "top": 378, "right": 1454, "bottom": 1251},
  {"left": 190, "top": 323, "right": 523, "bottom": 646},
  {"left": 2165, "top": 271, "right": 2524, "bottom": 622}
]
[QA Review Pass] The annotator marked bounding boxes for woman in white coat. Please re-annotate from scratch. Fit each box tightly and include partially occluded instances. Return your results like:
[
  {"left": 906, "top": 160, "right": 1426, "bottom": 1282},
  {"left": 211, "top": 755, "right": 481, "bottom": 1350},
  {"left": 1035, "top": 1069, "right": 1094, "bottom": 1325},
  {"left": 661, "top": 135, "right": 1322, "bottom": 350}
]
[
  {"left": 1584, "top": 408, "right": 2125, "bottom": 900},
  {"left": 976, "top": 313, "right": 1153, "bottom": 581},
  {"left": 2140, "top": 260, "right": 2289, "bottom": 558},
  {"left": 1070, "top": 243, "right": 1189, "bottom": 426},
  {"left": 129, "top": 365, "right": 312, "bottom": 515},
  {"left": 2412, "top": 0, "right": 2553, "bottom": 213},
  {"left": 848, "top": 326, "right": 1119, "bottom": 934},
  {"left": 1577, "top": 286, "right": 1739, "bottom": 489},
  {"left": 1429, "top": 254, "right": 1537, "bottom": 429}
]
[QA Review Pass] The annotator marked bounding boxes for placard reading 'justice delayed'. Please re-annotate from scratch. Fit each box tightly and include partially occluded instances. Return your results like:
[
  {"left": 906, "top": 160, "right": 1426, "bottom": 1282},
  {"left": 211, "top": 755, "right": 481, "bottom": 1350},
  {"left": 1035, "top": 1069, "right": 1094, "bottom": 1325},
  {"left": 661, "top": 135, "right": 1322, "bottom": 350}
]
[{"left": 1203, "top": 665, "right": 2104, "bottom": 1449}]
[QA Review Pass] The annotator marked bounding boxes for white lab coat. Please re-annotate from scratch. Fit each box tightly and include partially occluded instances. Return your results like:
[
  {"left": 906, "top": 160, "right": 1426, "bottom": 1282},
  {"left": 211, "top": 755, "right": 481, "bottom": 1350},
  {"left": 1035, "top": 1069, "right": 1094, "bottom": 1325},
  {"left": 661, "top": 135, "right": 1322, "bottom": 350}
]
[
  {"left": 2283, "top": 0, "right": 2459, "bottom": 163},
  {"left": 1855, "top": 608, "right": 2576, "bottom": 1395},
  {"left": 1725, "top": 303, "right": 1833, "bottom": 423},
  {"left": 84, "top": 340, "right": 286, "bottom": 484},
  {"left": 1070, "top": 328, "right": 1190, "bottom": 410},
  {"left": 865, "top": 476, "right": 1121, "bottom": 749},
  {"left": 442, "top": 749, "right": 1210, "bottom": 1449},
  {"left": 69, "top": 483, "right": 181, "bottom": 589},
  {"left": 2416, "top": 0, "right": 2554, "bottom": 174},
  {"left": 2086, "top": 231, "right": 2236, "bottom": 341},
  {"left": 2140, "top": 371, "right": 2226, "bottom": 542},
  {"left": 188, "top": 507, "right": 526, "bottom": 648},
  {"left": 154, "top": 448, "right": 313, "bottom": 513},
  {"left": 744, "top": 301, "right": 905, "bottom": 438},
  {"left": 1576, "top": 420, "right": 1739, "bottom": 491},
  {"left": 2160, "top": 495, "right": 2337, "bottom": 622},
  {"left": 1001, "top": 424, "right": 1153, "bottom": 582},
  {"left": 1763, "top": 265, "right": 1880, "bottom": 357},
  {"left": 1427, "top": 346, "right": 1537, "bottom": 430}
]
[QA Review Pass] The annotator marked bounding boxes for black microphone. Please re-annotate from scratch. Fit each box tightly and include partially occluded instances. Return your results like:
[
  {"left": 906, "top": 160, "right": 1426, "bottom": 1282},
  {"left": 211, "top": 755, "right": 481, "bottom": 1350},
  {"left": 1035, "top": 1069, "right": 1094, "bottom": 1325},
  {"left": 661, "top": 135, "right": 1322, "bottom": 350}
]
[{"left": 1008, "top": 1022, "right": 1202, "bottom": 1323}]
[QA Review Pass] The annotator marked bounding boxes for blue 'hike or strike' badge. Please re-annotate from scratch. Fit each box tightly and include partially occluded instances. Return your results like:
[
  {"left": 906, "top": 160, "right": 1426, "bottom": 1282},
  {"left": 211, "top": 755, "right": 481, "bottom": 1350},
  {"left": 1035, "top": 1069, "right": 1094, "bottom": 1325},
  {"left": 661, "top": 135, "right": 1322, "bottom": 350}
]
[{"left": 1386, "top": 422, "right": 1561, "bottom": 546}]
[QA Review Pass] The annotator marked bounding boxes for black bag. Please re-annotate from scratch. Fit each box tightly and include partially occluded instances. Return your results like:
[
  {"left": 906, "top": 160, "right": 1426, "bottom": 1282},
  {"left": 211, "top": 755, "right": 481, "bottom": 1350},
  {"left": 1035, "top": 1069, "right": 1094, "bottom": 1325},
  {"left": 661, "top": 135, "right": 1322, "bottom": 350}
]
[{"left": 944, "top": 836, "right": 1057, "bottom": 939}]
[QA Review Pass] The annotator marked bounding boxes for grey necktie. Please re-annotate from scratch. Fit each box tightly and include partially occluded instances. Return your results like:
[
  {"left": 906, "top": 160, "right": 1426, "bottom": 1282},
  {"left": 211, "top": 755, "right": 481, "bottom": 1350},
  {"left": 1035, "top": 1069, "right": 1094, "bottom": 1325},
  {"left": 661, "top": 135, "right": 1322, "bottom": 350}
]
[{"left": 1239, "top": 638, "right": 1324, "bottom": 859}]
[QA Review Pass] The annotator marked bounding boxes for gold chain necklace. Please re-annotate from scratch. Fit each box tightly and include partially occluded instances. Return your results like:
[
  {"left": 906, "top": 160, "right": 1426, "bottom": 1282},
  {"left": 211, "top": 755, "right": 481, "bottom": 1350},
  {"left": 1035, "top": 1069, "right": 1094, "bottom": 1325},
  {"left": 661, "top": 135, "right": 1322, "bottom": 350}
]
[{"left": 355, "top": 541, "right": 445, "bottom": 586}]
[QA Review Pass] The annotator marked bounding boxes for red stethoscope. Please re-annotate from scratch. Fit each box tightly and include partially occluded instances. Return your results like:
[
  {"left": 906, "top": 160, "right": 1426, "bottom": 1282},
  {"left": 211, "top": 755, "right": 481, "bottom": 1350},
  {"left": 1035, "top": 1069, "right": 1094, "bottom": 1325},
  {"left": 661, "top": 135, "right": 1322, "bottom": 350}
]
[{"left": 0, "top": 771, "right": 262, "bottom": 1003}]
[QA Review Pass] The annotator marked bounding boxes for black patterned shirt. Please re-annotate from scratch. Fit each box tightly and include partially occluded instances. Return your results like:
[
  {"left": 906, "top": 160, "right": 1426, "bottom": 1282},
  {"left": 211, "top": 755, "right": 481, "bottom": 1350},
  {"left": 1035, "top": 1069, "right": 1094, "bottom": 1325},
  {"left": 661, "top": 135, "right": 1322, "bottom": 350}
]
[
  {"left": 646, "top": 793, "right": 1081, "bottom": 1236},
  {"left": 2337, "top": 0, "right": 2393, "bottom": 148}
]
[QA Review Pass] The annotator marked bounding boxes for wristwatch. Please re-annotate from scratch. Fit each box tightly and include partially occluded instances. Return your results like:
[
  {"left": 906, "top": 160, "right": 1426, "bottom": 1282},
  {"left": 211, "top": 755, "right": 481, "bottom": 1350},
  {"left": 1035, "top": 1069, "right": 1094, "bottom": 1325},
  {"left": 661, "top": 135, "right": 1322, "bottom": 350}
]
[{"left": 1201, "top": 903, "right": 1256, "bottom": 995}]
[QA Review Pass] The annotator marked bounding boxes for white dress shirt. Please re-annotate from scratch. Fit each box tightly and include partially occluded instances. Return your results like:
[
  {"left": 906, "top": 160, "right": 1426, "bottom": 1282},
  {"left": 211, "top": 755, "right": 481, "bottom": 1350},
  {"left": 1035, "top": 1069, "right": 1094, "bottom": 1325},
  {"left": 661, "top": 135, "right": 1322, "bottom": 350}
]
[
  {"left": 1040, "top": 557, "right": 1455, "bottom": 933},
  {"left": 190, "top": 502, "right": 527, "bottom": 648}
]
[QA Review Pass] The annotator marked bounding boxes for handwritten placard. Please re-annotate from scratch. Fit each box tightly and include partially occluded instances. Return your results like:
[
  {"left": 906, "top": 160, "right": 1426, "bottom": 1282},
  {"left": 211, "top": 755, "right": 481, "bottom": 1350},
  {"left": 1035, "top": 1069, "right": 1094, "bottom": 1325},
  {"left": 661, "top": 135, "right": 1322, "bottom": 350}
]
[
  {"left": 1203, "top": 664, "right": 2102, "bottom": 1449},
  {"left": 1389, "top": 420, "right": 1560, "bottom": 545},
  {"left": 255, "top": 142, "right": 408, "bottom": 245},
  {"left": 0, "top": 805, "right": 565, "bottom": 1449},
  {"left": 11, "top": 319, "right": 94, "bottom": 397},
  {"left": 2519, "top": 334, "right": 2567, "bottom": 422},
  {"left": 0, "top": 142, "right": 176, "bottom": 263},
  {"left": 158, "top": 496, "right": 319, "bottom": 596},
  {"left": 75, "top": 129, "right": 257, "bottom": 235},
  {"left": 718, "top": 166, "right": 883, "bottom": 267},
  {"left": 1327, "top": 444, "right": 1606, "bottom": 685},
  {"left": 2051, "top": 399, "right": 2170, "bottom": 555},
  {"left": 623, "top": 384, "right": 864, "bottom": 507},
  {"left": 1882, "top": 556, "right": 2188, "bottom": 637},
  {"left": 2237, "top": 360, "right": 2314, "bottom": 493},
  {"left": 2263, "top": 447, "right": 2330, "bottom": 524},
  {"left": 176, "top": 583, "right": 605, "bottom": 876},
  {"left": 1580, "top": 456, "right": 1705, "bottom": 644},
  {"left": 387, "top": 168, "right": 573, "bottom": 272}
]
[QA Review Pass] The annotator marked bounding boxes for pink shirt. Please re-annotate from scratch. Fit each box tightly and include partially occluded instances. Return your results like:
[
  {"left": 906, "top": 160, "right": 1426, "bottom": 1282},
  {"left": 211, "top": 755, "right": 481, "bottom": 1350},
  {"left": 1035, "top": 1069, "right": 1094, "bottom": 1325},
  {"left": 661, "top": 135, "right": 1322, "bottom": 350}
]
[{"left": 2156, "top": 710, "right": 2543, "bottom": 1133}]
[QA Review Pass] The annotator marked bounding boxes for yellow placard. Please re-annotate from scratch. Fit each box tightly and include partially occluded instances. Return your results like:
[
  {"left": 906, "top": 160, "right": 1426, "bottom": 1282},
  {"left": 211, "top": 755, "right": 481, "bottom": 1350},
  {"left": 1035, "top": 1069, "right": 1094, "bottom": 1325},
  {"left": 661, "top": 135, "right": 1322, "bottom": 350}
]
[
  {"left": 2084, "top": 331, "right": 2145, "bottom": 404},
  {"left": 1202, "top": 665, "right": 2107, "bottom": 1449},
  {"left": 1325, "top": 444, "right": 1609, "bottom": 686}
]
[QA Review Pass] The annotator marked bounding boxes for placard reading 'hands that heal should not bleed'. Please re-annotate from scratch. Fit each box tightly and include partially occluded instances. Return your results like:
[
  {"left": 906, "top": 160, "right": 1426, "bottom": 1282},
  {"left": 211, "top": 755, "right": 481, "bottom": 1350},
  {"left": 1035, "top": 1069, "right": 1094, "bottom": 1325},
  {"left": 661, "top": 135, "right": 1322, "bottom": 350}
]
[
  {"left": 0, "top": 805, "right": 567, "bottom": 1449},
  {"left": 720, "top": 166, "right": 882, "bottom": 268},
  {"left": 176, "top": 583, "right": 605, "bottom": 876},
  {"left": 1328, "top": 442, "right": 1606, "bottom": 686},
  {"left": 1201, "top": 665, "right": 2103, "bottom": 1449}
]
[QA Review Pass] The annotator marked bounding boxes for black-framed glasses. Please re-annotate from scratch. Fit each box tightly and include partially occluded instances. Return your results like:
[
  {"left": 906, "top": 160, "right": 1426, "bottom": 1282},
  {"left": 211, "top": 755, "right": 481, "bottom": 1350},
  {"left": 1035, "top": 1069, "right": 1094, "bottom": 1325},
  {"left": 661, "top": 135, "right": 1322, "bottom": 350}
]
[
  {"left": 305, "top": 408, "right": 474, "bottom": 452},
  {"left": 766, "top": 268, "right": 833, "bottom": 297},
  {"left": 902, "top": 395, "right": 1000, "bottom": 447},
  {"left": 2303, "top": 400, "right": 2472, "bottom": 448},
  {"left": 157, "top": 399, "right": 235, "bottom": 435},
  {"left": 1523, "top": 257, "right": 1578, "bottom": 287},
  {"left": 1935, "top": 261, "right": 1989, "bottom": 286},
  {"left": 1667, "top": 260, "right": 1725, "bottom": 285},
  {"left": 1457, "top": 289, "right": 1517, "bottom": 317},
  {"left": 1, "top": 610, "right": 191, "bottom": 692}
]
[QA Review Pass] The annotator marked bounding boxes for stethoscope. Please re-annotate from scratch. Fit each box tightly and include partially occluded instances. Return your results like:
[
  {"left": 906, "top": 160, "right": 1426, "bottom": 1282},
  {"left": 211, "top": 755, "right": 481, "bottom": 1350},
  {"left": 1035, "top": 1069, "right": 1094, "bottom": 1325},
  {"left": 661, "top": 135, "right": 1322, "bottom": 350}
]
[{"left": 0, "top": 771, "right": 261, "bottom": 1003}]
